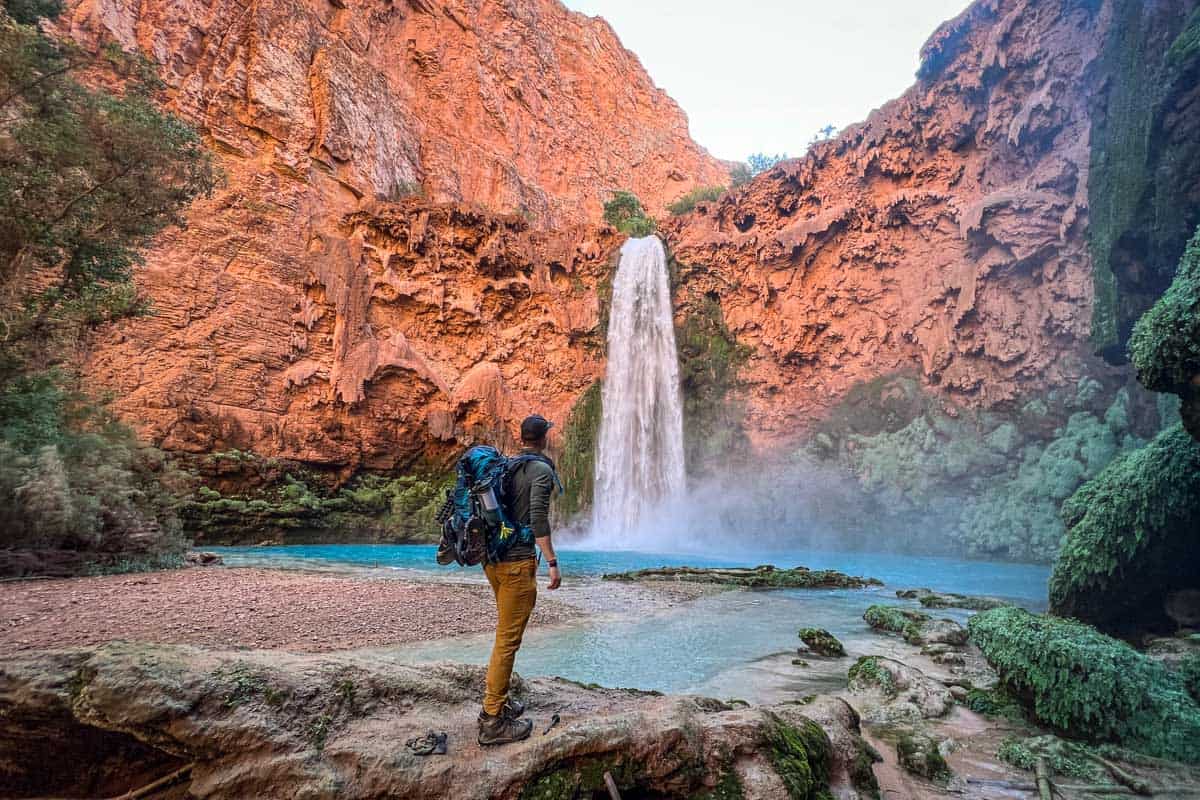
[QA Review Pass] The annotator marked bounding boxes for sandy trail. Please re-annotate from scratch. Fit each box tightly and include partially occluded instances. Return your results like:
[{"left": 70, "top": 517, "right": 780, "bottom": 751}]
[{"left": 0, "top": 567, "right": 583, "bottom": 653}]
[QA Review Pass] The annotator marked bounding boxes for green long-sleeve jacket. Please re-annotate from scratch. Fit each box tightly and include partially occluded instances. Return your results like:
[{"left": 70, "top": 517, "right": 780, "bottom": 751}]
[{"left": 500, "top": 449, "right": 556, "bottom": 562}]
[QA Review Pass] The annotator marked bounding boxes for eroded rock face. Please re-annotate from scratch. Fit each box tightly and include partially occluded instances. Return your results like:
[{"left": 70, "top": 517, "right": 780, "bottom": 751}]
[
  {"left": 57, "top": 0, "right": 725, "bottom": 474},
  {"left": 0, "top": 643, "right": 871, "bottom": 799},
  {"left": 56, "top": 0, "right": 725, "bottom": 227},
  {"left": 84, "top": 199, "right": 619, "bottom": 474},
  {"left": 665, "top": 0, "right": 1123, "bottom": 449}
]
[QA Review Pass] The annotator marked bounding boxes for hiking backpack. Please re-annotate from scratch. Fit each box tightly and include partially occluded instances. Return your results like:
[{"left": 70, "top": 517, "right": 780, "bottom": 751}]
[{"left": 435, "top": 445, "right": 561, "bottom": 566}]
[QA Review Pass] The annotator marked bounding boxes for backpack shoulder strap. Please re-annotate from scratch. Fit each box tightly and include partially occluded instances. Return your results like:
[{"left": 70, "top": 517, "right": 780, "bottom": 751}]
[{"left": 505, "top": 453, "right": 564, "bottom": 494}]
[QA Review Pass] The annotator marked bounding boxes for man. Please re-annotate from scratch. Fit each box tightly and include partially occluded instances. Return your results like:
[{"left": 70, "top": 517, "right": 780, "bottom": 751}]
[{"left": 477, "top": 413, "right": 563, "bottom": 746}]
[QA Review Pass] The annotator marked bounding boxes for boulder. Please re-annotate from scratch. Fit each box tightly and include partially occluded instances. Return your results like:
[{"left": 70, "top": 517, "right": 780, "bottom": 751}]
[
  {"left": 895, "top": 588, "right": 1010, "bottom": 611},
  {"left": 896, "top": 732, "right": 952, "bottom": 783},
  {"left": 0, "top": 643, "right": 866, "bottom": 799},
  {"left": 799, "top": 628, "right": 847, "bottom": 657},
  {"left": 847, "top": 657, "right": 954, "bottom": 722}
]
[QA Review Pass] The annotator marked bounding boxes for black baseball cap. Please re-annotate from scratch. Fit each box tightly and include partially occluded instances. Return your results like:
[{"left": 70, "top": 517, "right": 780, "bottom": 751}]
[{"left": 520, "top": 414, "right": 553, "bottom": 441}]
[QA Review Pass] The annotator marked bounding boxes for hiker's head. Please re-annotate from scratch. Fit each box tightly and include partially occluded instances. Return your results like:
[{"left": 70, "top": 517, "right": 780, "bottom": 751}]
[{"left": 520, "top": 414, "right": 553, "bottom": 449}]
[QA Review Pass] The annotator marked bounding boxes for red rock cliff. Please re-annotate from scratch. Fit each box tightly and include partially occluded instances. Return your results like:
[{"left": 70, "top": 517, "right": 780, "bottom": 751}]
[
  {"left": 62, "top": 0, "right": 723, "bottom": 473},
  {"left": 666, "top": 0, "right": 1126, "bottom": 449}
]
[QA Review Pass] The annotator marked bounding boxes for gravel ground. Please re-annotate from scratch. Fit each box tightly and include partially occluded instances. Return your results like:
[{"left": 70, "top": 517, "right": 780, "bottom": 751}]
[{"left": 0, "top": 567, "right": 583, "bottom": 653}]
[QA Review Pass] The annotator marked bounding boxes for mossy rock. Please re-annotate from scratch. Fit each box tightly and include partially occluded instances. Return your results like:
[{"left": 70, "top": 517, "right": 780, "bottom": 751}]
[
  {"left": 968, "top": 607, "right": 1200, "bottom": 762},
  {"left": 602, "top": 565, "right": 881, "bottom": 590},
  {"left": 847, "top": 657, "right": 898, "bottom": 698},
  {"left": 862, "top": 605, "right": 929, "bottom": 641},
  {"left": 896, "top": 733, "right": 952, "bottom": 783},
  {"left": 762, "top": 715, "right": 834, "bottom": 800},
  {"left": 1129, "top": 225, "right": 1200, "bottom": 440},
  {"left": 896, "top": 588, "right": 1009, "bottom": 611},
  {"left": 555, "top": 380, "right": 601, "bottom": 518},
  {"left": 1049, "top": 422, "right": 1200, "bottom": 635},
  {"left": 798, "top": 628, "right": 845, "bottom": 657}
]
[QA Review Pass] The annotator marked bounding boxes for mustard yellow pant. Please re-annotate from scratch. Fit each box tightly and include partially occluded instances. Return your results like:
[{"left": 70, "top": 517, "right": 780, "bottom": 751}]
[{"left": 482, "top": 558, "right": 537, "bottom": 716}]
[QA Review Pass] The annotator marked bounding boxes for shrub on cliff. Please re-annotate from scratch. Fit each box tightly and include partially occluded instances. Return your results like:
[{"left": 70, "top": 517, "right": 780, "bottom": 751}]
[
  {"left": 968, "top": 607, "right": 1200, "bottom": 763},
  {"left": 1048, "top": 423, "right": 1200, "bottom": 634},
  {"left": 1129, "top": 225, "right": 1200, "bottom": 440},
  {"left": 666, "top": 185, "right": 725, "bottom": 215},
  {"left": 602, "top": 191, "right": 654, "bottom": 237}
]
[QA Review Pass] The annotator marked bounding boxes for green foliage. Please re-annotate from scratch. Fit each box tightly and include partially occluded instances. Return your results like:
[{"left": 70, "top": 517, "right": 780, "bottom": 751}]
[
  {"left": 729, "top": 163, "right": 752, "bottom": 188},
  {"left": 5, "top": 0, "right": 61, "bottom": 24},
  {"left": 798, "top": 628, "right": 845, "bottom": 657},
  {"left": 965, "top": 686, "right": 1024, "bottom": 720},
  {"left": 677, "top": 293, "right": 751, "bottom": 475},
  {"left": 863, "top": 604, "right": 929, "bottom": 636},
  {"left": 1181, "top": 654, "right": 1200, "bottom": 704},
  {"left": 0, "top": 372, "right": 188, "bottom": 560},
  {"left": 666, "top": 185, "right": 725, "bottom": 216},
  {"left": 996, "top": 736, "right": 1105, "bottom": 780},
  {"left": 602, "top": 190, "right": 655, "bottom": 237},
  {"left": 968, "top": 607, "right": 1200, "bottom": 762},
  {"left": 1130, "top": 226, "right": 1200, "bottom": 392},
  {"left": 763, "top": 715, "right": 833, "bottom": 800},
  {"left": 555, "top": 380, "right": 601, "bottom": 518},
  {"left": 1049, "top": 423, "right": 1200, "bottom": 632},
  {"left": 847, "top": 657, "right": 897, "bottom": 697},
  {"left": 747, "top": 152, "right": 788, "bottom": 175}
]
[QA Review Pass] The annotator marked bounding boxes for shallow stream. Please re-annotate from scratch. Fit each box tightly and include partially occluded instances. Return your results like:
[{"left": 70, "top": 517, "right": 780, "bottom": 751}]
[{"left": 214, "top": 544, "right": 1048, "bottom": 701}]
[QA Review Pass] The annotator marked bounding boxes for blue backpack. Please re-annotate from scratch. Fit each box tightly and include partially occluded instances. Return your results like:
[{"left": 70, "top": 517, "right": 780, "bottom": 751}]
[{"left": 436, "top": 445, "right": 560, "bottom": 565}]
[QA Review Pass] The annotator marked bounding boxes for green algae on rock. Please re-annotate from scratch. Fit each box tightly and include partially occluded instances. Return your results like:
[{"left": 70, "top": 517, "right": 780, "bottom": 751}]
[
  {"left": 601, "top": 565, "right": 882, "bottom": 590},
  {"left": 1049, "top": 423, "right": 1200, "bottom": 635},
  {"left": 555, "top": 380, "right": 602, "bottom": 518},
  {"left": 763, "top": 715, "right": 834, "bottom": 800},
  {"left": 798, "top": 628, "right": 846, "bottom": 658},
  {"left": 968, "top": 607, "right": 1200, "bottom": 763},
  {"left": 895, "top": 588, "right": 1010, "bottom": 611}
]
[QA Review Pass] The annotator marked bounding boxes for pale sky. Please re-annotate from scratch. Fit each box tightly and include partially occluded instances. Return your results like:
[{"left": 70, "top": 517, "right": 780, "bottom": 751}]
[{"left": 563, "top": 0, "right": 974, "bottom": 161}]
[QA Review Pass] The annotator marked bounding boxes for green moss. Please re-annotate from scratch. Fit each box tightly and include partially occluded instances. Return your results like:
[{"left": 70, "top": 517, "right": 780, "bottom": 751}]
[
  {"left": 863, "top": 605, "right": 929, "bottom": 637},
  {"left": 847, "top": 657, "right": 898, "bottom": 698},
  {"left": 848, "top": 738, "right": 882, "bottom": 799},
  {"left": 677, "top": 293, "right": 752, "bottom": 475},
  {"left": 1129, "top": 226, "right": 1200, "bottom": 439},
  {"left": 965, "top": 686, "right": 1024, "bottom": 720},
  {"left": 763, "top": 715, "right": 833, "bottom": 800},
  {"left": 1167, "top": 6, "right": 1200, "bottom": 66},
  {"left": 1180, "top": 654, "right": 1200, "bottom": 704},
  {"left": 896, "top": 733, "right": 951, "bottom": 783},
  {"left": 1088, "top": 0, "right": 1200, "bottom": 354},
  {"left": 996, "top": 735, "right": 1107, "bottom": 781},
  {"left": 555, "top": 380, "right": 601, "bottom": 518},
  {"left": 182, "top": 465, "right": 453, "bottom": 544},
  {"left": 602, "top": 191, "right": 655, "bottom": 237},
  {"left": 692, "top": 769, "right": 744, "bottom": 800},
  {"left": 667, "top": 185, "right": 726, "bottom": 216},
  {"left": 519, "top": 757, "right": 640, "bottom": 800},
  {"left": 968, "top": 607, "right": 1200, "bottom": 762},
  {"left": 798, "top": 628, "right": 845, "bottom": 657},
  {"left": 1049, "top": 423, "right": 1200, "bottom": 633}
]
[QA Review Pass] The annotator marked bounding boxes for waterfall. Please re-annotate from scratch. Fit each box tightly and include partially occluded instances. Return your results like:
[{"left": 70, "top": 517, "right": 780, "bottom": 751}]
[{"left": 591, "top": 236, "right": 686, "bottom": 548}]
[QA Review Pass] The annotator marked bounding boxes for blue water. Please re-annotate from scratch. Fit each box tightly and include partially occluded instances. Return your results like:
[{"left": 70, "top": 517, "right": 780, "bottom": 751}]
[{"left": 212, "top": 544, "right": 1049, "bottom": 696}]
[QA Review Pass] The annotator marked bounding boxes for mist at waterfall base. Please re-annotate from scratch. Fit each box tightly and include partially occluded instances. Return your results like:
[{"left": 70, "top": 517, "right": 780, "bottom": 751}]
[{"left": 569, "top": 235, "right": 991, "bottom": 562}]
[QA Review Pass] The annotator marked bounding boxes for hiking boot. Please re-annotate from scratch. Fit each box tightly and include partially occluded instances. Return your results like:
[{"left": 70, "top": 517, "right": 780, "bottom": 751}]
[
  {"left": 477, "top": 710, "right": 533, "bottom": 746},
  {"left": 503, "top": 697, "right": 526, "bottom": 719},
  {"left": 435, "top": 538, "right": 456, "bottom": 565}
]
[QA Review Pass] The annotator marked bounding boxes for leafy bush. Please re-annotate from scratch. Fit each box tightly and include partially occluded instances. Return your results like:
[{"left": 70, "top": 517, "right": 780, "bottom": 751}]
[
  {"left": 602, "top": 191, "right": 654, "bottom": 237},
  {"left": 666, "top": 185, "right": 725, "bottom": 216},
  {"left": 729, "top": 163, "right": 752, "bottom": 188},
  {"left": 1049, "top": 423, "right": 1200, "bottom": 633},
  {"left": 0, "top": 373, "right": 188, "bottom": 561},
  {"left": 968, "top": 607, "right": 1200, "bottom": 762}
]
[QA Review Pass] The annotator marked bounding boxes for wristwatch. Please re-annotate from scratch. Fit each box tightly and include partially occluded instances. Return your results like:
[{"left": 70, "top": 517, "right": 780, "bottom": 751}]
[{"left": 547, "top": 559, "right": 558, "bottom": 568}]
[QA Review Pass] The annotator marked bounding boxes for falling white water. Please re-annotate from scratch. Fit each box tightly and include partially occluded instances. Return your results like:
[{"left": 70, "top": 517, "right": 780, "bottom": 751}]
[{"left": 591, "top": 236, "right": 687, "bottom": 548}]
